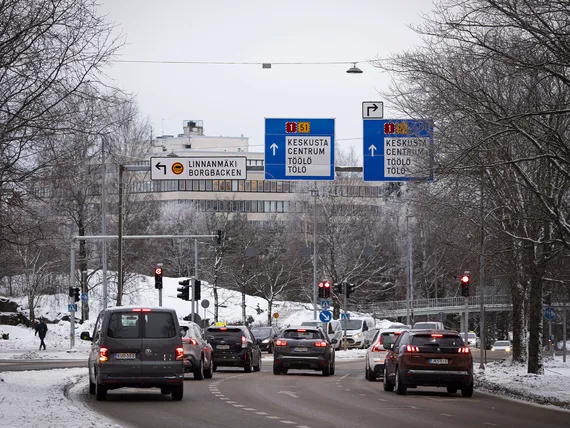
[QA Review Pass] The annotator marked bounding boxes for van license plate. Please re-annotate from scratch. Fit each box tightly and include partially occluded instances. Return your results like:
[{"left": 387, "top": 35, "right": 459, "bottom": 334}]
[
  {"left": 217, "top": 344, "right": 230, "bottom": 349},
  {"left": 115, "top": 353, "right": 136, "bottom": 360},
  {"left": 429, "top": 358, "right": 449, "bottom": 365},
  {"left": 294, "top": 347, "right": 308, "bottom": 352}
]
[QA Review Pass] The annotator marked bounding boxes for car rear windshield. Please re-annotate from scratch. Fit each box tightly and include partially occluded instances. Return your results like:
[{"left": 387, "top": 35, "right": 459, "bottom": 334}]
[
  {"left": 412, "top": 334, "right": 464, "bottom": 347},
  {"left": 414, "top": 323, "right": 439, "bottom": 329},
  {"left": 283, "top": 329, "right": 322, "bottom": 340},
  {"left": 340, "top": 320, "right": 363, "bottom": 330},
  {"left": 494, "top": 341, "right": 510, "bottom": 346},
  {"left": 207, "top": 328, "right": 243, "bottom": 339},
  {"left": 251, "top": 327, "right": 272, "bottom": 337},
  {"left": 380, "top": 332, "right": 400, "bottom": 345},
  {"left": 106, "top": 312, "right": 177, "bottom": 338}
]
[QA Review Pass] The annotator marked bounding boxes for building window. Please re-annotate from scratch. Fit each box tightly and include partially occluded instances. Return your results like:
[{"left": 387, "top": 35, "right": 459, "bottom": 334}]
[
  {"left": 245, "top": 180, "right": 251, "bottom": 191},
  {"left": 258, "top": 180, "right": 265, "bottom": 192},
  {"left": 251, "top": 181, "right": 257, "bottom": 192},
  {"left": 232, "top": 180, "right": 238, "bottom": 191},
  {"left": 206, "top": 180, "right": 213, "bottom": 191},
  {"left": 213, "top": 180, "right": 219, "bottom": 191},
  {"left": 283, "top": 181, "right": 290, "bottom": 192},
  {"left": 239, "top": 181, "right": 244, "bottom": 191},
  {"left": 225, "top": 180, "right": 231, "bottom": 191}
]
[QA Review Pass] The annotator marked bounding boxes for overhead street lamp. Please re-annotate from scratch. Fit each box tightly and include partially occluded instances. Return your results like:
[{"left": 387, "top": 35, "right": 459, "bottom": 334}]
[{"left": 346, "top": 62, "right": 363, "bottom": 74}]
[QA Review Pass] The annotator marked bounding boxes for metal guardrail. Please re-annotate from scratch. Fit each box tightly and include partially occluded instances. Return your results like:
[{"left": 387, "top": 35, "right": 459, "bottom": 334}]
[{"left": 376, "top": 295, "right": 511, "bottom": 312}]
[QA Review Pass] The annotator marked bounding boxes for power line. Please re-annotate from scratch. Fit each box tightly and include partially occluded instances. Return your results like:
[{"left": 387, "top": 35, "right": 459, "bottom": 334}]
[{"left": 114, "top": 59, "right": 368, "bottom": 66}]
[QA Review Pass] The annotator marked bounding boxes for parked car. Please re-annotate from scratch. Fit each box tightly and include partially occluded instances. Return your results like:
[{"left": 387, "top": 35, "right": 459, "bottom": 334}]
[
  {"left": 205, "top": 325, "right": 262, "bottom": 372},
  {"left": 251, "top": 325, "right": 280, "bottom": 353},
  {"left": 80, "top": 306, "right": 184, "bottom": 401},
  {"left": 491, "top": 340, "right": 512, "bottom": 352},
  {"left": 273, "top": 326, "right": 336, "bottom": 376},
  {"left": 412, "top": 321, "right": 445, "bottom": 330},
  {"left": 383, "top": 329, "right": 473, "bottom": 397},
  {"left": 300, "top": 320, "right": 343, "bottom": 350},
  {"left": 365, "top": 328, "right": 402, "bottom": 381},
  {"left": 340, "top": 317, "right": 375, "bottom": 348},
  {"left": 180, "top": 321, "right": 214, "bottom": 379}
]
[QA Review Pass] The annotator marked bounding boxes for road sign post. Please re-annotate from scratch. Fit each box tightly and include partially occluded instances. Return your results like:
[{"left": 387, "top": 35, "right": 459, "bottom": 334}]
[
  {"left": 363, "top": 119, "right": 434, "bottom": 182},
  {"left": 265, "top": 118, "right": 335, "bottom": 180}
]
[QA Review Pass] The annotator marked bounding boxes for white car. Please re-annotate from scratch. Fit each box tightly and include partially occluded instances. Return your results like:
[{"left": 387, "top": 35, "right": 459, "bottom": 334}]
[
  {"left": 459, "top": 332, "right": 479, "bottom": 348},
  {"left": 491, "top": 340, "right": 512, "bottom": 352},
  {"left": 364, "top": 329, "right": 402, "bottom": 381}
]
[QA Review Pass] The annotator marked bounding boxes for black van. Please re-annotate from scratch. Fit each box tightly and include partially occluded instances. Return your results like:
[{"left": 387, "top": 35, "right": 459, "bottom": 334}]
[{"left": 80, "top": 307, "right": 184, "bottom": 401}]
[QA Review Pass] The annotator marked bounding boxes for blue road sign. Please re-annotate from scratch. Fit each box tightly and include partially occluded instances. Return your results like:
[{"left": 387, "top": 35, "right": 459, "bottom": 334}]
[
  {"left": 68, "top": 304, "right": 78, "bottom": 313},
  {"left": 321, "top": 299, "right": 331, "bottom": 310},
  {"left": 363, "top": 119, "right": 434, "bottom": 182},
  {"left": 319, "top": 310, "right": 333, "bottom": 323},
  {"left": 341, "top": 313, "right": 350, "bottom": 321},
  {"left": 80, "top": 292, "right": 88, "bottom": 302},
  {"left": 544, "top": 306, "right": 557, "bottom": 321},
  {"left": 265, "top": 118, "right": 335, "bottom": 180}
]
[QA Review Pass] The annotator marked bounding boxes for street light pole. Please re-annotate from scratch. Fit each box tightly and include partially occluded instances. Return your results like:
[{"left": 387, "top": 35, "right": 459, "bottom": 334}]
[
  {"left": 101, "top": 137, "right": 108, "bottom": 309},
  {"left": 311, "top": 186, "right": 318, "bottom": 321}
]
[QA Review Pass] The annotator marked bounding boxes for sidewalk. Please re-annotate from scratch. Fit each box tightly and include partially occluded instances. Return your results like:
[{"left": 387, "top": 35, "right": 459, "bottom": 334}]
[{"left": 475, "top": 355, "right": 570, "bottom": 410}]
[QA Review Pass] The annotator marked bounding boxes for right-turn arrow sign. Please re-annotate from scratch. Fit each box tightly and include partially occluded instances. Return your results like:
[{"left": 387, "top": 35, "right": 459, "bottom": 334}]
[{"left": 362, "top": 101, "right": 384, "bottom": 119}]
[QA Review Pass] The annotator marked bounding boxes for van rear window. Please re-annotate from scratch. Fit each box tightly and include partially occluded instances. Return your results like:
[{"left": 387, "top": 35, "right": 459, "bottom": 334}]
[
  {"left": 107, "top": 313, "right": 140, "bottom": 338},
  {"left": 144, "top": 313, "right": 177, "bottom": 338}
]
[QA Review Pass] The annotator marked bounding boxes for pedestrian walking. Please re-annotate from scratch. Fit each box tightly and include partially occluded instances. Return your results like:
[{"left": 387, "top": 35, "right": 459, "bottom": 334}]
[{"left": 35, "top": 319, "right": 48, "bottom": 350}]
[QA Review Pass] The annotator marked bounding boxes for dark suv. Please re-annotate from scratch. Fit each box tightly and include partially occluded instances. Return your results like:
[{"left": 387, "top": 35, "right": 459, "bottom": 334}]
[
  {"left": 251, "top": 326, "right": 280, "bottom": 353},
  {"left": 383, "top": 330, "right": 473, "bottom": 397},
  {"left": 205, "top": 325, "right": 262, "bottom": 372}
]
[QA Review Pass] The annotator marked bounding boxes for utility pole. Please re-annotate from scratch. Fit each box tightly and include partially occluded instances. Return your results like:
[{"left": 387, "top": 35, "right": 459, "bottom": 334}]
[
  {"left": 101, "top": 136, "right": 108, "bottom": 309},
  {"left": 192, "top": 239, "right": 198, "bottom": 322},
  {"left": 343, "top": 281, "right": 348, "bottom": 351},
  {"left": 311, "top": 186, "right": 318, "bottom": 321},
  {"left": 563, "top": 297, "right": 567, "bottom": 363},
  {"left": 479, "top": 171, "right": 486, "bottom": 369}
]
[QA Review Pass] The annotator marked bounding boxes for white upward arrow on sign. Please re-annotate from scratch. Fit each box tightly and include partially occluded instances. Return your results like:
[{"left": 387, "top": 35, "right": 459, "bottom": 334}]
[
  {"left": 368, "top": 144, "right": 377, "bottom": 156},
  {"left": 270, "top": 143, "right": 278, "bottom": 155}
]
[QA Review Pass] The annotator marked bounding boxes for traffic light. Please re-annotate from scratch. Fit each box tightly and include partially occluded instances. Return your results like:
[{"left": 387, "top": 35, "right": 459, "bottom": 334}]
[
  {"left": 346, "top": 283, "right": 355, "bottom": 298},
  {"left": 217, "top": 230, "right": 223, "bottom": 245},
  {"left": 73, "top": 287, "right": 80, "bottom": 302},
  {"left": 68, "top": 287, "right": 74, "bottom": 297},
  {"left": 318, "top": 281, "right": 324, "bottom": 298},
  {"left": 334, "top": 283, "right": 342, "bottom": 294},
  {"left": 177, "top": 279, "right": 190, "bottom": 301},
  {"left": 460, "top": 272, "right": 470, "bottom": 297},
  {"left": 323, "top": 280, "right": 331, "bottom": 299},
  {"left": 194, "top": 279, "right": 201, "bottom": 300},
  {"left": 154, "top": 267, "right": 163, "bottom": 290}
]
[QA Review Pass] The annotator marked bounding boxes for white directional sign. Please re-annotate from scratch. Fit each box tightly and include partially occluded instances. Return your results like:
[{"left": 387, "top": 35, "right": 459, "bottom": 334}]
[
  {"left": 150, "top": 157, "right": 247, "bottom": 180},
  {"left": 362, "top": 101, "right": 384, "bottom": 119}
]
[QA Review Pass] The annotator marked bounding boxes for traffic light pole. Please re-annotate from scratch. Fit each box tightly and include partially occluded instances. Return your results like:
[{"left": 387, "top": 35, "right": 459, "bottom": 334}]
[
  {"left": 464, "top": 296, "right": 469, "bottom": 352},
  {"left": 69, "top": 246, "right": 76, "bottom": 349},
  {"left": 343, "top": 281, "right": 348, "bottom": 351},
  {"left": 192, "top": 239, "right": 198, "bottom": 323}
]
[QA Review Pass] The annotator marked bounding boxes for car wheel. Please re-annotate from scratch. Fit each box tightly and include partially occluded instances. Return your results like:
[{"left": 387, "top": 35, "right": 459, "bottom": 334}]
[
  {"left": 160, "top": 388, "right": 171, "bottom": 395},
  {"left": 89, "top": 379, "right": 96, "bottom": 395},
  {"left": 95, "top": 382, "right": 107, "bottom": 401},
  {"left": 383, "top": 367, "right": 394, "bottom": 392},
  {"left": 395, "top": 367, "right": 407, "bottom": 395},
  {"left": 330, "top": 363, "right": 335, "bottom": 376},
  {"left": 268, "top": 344, "right": 273, "bottom": 354},
  {"left": 365, "top": 365, "right": 370, "bottom": 380},
  {"left": 171, "top": 385, "right": 184, "bottom": 401},
  {"left": 213, "top": 363, "right": 217, "bottom": 372},
  {"left": 244, "top": 354, "right": 253, "bottom": 373},
  {"left": 194, "top": 357, "right": 204, "bottom": 380},
  {"left": 204, "top": 359, "right": 214, "bottom": 379},
  {"left": 253, "top": 354, "right": 261, "bottom": 372},
  {"left": 447, "top": 386, "right": 458, "bottom": 394},
  {"left": 273, "top": 364, "right": 282, "bottom": 375},
  {"left": 461, "top": 383, "right": 474, "bottom": 397},
  {"left": 322, "top": 363, "right": 331, "bottom": 377}
]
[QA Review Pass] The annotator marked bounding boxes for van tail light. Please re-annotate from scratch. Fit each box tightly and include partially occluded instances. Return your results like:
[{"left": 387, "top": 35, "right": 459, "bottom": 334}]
[
  {"left": 176, "top": 347, "right": 184, "bottom": 360},
  {"left": 241, "top": 335, "right": 247, "bottom": 348},
  {"left": 406, "top": 345, "right": 420, "bottom": 353},
  {"left": 275, "top": 340, "right": 287, "bottom": 346},
  {"left": 458, "top": 347, "right": 470, "bottom": 354},
  {"left": 99, "top": 347, "right": 109, "bottom": 362},
  {"left": 314, "top": 341, "right": 328, "bottom": 347}
]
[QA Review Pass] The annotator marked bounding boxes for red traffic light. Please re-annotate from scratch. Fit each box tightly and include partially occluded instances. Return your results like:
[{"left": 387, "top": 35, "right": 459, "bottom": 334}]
[
  {"left": 323, "top": 281, "right": 331, "bottom": 288},
  {"left": 154, "top": 267, "right": 163, "bottom": 276},
  {"left": 318, "top": 281, "right": 324, "bottom": 288},
  {"left": 460, "top": 275, "right": 470, "bottom": 283}
]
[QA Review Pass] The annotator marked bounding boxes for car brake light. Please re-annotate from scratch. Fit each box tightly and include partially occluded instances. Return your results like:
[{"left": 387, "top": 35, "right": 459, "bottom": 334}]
[
  {"left": 314, "top": 341, "right": 328, "bottom": 347},
  {"left": 99, "top": 347, "right": 109, "bottom": 362},
  {"left": 186, "top": 338, "right": 198, "bottom": 346},
  {"left": 142, "top": 308, "right": 151, "bottom": 312},
  {"left": 241, "top": 335, "right": 247, "bottom": 348},
  {"left": 431, "top": 334, "right": 443, "bottom": 338},
  {"left": 458, "top": 347, "right": 470, "bottom": 353},
  {"left": 175, "top": 347, "right": 184, "bottom": 360},
  {"left": 220, "top": 327, "right": 227, "bottom": 331},
  {"left": 275, "top": 339, "right": 287, "bottom": 346},
  {"left": 406, "top": 345, "right": 420, "bottom": 353},
  {"left": 297, "top": 329, "right": 306, "bottom": 332},
  {"left": 371, "top": 343, "right": 384, "bottom": 352},
  {"left": 132, "top": 308, "right": 141, "bottom": 312}
]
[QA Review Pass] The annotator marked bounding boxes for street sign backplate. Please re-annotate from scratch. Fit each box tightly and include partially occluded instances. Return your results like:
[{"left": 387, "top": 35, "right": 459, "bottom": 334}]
[
  {"left": 265, "top": 118, "right": 335, "bottom": 180},
  {"left": 319, "top": 310, "right": 332, "bottom": 323},
  {"left": 544, "top": 306, "right": 557, "bottom": 321},
  {"left": 362, "top": 101, "right": 384, "bottom": 119},
  {"left": 363, "top": 119, "right": 434, "bottom": 182},
  {"left": 150, "top": 156, "right": 247, "bottom": 180}
]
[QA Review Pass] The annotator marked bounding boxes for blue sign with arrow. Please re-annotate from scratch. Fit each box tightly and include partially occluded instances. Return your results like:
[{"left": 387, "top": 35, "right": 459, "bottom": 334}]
[
  {"left": 319, "top": 310, "right": 332, "bottom": 323},
  {"left": 544, "top": 306, "right": 557, "bottom": 321},
  {"left": 363, "top": 119, "right": 434, "bottom": 182},
  {"left": 265, "top": 118, "right": 335, "bottom": 180},
  {"left": 80, "top": 292, "right": 88, "bottom": 302}
]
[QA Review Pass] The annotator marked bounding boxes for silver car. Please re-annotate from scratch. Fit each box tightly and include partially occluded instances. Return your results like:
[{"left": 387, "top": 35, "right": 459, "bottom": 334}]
[{"left": 81, "top": 306, "right": 184, "bottom": 401}]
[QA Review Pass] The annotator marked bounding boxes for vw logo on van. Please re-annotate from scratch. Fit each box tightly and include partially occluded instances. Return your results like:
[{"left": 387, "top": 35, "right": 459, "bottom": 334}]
[{"left": 145, "top": 348, "right": 153, "bottom": 356}]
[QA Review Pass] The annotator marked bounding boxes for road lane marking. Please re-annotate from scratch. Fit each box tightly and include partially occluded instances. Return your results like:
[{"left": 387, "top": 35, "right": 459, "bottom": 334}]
[
  {"left": 359, "top": 394, "right": 366, "bottom": 396},
  {"left": 337, "top": 385, "right": 342, "bottom": 387},
  {"left": 484, "top": 423, "right": 498, "bottom": 426},
  {"left": 378, "top": 398, "right": 388, "bottom": 402},
  {"left": 297, "top": 426, "right": 312, "bottom": 428},
  {"left": 220, "top": 397, "right": 230, "bottom": 400},
  {"left": 280, "top": 421, "right": 296, "bottom": 425},
  {"left": 266, "top": 416, "right": 280, "bottom": 420},
  {"left": 226, "top": 401, "right": 237, "bottom": 404},
  {"left": 255, "top": 412, "right": 268, "bottom": 416},
  {"left": 233, "top": 404, "right": 245, "bottom": 408},
  {"left": 278, "top": 390, "right": 299, "bottom": 398},
  {"left": 440, "top": 413, "right": 454, "bottom": 417},
  {"left": 339, "top": 374, "right": 350, "bottom": 380},
  {"left": 345, "top": 389, "right": 351, "bottom": 391},
  {"left": 243, "top": 408, "right": 256, "bottom": 411}
]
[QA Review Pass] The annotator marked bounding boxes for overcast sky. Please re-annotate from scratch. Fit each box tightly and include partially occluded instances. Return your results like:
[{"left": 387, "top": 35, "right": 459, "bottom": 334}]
[{"left": 100, "top": 0, "right": 433, "bottom": 160}]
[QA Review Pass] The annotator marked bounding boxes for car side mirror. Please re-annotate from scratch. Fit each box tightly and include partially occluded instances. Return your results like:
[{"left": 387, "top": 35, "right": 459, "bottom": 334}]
[
  {"left": 331, "top": 338, "right": 338, "bottom": 344},
  {"left": 207, "top": 335, "right": 215, "bottom": 342},
  {"left": 80, "top": 331, "right": 92, "bottom": 341}
]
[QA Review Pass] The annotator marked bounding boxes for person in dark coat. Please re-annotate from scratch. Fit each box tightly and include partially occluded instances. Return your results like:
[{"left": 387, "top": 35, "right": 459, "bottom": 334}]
[{"left": 35, "top": 319, "right": 48, "bottom": 350}]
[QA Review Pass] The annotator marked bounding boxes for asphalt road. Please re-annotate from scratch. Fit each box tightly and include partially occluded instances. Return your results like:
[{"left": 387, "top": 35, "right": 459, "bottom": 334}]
[
  {"left": 0, "top": 359, "right": 86, "bottom": 372},
  {"left": 86, "top": 358, "right": 570, "bottom": 428}
]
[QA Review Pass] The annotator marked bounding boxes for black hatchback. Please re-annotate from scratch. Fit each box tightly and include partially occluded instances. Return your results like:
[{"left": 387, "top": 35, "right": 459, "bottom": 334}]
[{"left": 205, "top": 325, "right": 262, "bottom": 372}]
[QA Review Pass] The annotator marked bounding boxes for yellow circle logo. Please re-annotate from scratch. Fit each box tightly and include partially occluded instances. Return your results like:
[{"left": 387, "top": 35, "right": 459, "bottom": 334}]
[{"left": 171, "top": 162, "right": 184, "bottom": 175}]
